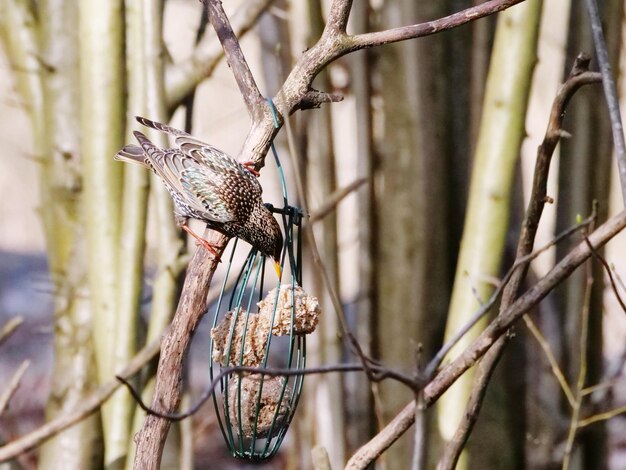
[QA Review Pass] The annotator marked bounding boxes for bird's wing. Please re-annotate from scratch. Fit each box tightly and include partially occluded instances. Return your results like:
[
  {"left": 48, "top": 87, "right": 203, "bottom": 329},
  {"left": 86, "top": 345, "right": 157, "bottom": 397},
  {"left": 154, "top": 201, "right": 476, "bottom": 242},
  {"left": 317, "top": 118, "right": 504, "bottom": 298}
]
[
  {"left": 133, "top": 131, "right": 235, "bottom": 223},
  {"left": 177, "top": 139, "right": 262, "bottom": 192},
  {"left": 134, "top": 115, "right": 261, "bottom": 191},
  {"left": 181, "top": 167, "right": 235, "bottom": 222}
]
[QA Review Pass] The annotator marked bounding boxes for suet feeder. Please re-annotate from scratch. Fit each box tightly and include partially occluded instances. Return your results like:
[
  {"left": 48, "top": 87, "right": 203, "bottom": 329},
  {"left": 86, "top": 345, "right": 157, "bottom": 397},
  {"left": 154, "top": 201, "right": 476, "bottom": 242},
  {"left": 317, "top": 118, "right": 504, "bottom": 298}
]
[{"left": 208, "top": 147, "right": 320, "bottom": 460}]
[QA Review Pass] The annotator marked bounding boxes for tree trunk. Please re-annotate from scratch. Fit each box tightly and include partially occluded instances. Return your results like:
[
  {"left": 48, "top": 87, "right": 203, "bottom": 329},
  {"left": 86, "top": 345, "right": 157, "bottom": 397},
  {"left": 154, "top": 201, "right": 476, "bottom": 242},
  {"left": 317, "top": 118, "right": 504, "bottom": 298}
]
[
  {"left": 79, "top": 0, "right": 126, "bottom": 465},
  {"left": 374, "top": 0, "right": 458, "bottom": 465},
  {"left": 0, "top": 1, "right": 104, "bottom": 468},
  {"left": 437, "top": 1, "right": 542, "bottom": 468}
]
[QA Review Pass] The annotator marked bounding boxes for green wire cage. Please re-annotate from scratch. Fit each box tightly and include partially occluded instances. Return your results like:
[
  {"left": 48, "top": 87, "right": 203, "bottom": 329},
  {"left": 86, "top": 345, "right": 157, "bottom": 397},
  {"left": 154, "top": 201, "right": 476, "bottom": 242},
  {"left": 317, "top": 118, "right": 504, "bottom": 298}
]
[{"left": 208, "top": 141, "right": 319, "bottom": 460}]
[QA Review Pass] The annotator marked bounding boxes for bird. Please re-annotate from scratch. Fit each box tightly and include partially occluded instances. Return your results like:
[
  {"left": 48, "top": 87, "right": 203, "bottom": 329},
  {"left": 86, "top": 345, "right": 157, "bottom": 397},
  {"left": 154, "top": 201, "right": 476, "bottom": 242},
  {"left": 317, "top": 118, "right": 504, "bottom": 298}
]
[{"left": 115, "top": 116, "right": 283, "bottom": 278}]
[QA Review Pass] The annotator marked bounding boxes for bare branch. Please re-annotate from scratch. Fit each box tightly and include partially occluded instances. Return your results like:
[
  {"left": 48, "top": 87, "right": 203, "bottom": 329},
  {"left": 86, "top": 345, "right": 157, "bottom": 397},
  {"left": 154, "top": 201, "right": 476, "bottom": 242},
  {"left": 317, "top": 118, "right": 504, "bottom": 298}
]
[
  {"left": 436, "top": 338, "right": 504, "bottom": 470},
  {"left": 0, "top": 316, "right": 24, "bottom": 347},
  {"left": 425, "top": 211, "right": 596, "bottom": 379},
  {"left": 325, "top": 0, "right": 353, "bottom": 34},
  {"left": 425, "top": 59, "right": 601, "bottom": 380},
  {"left": 347, "top": 0, "right": 526, "bottom": 51},
  {"left": 166, "top": 0, "right": 273, "bottom": 111},
  {"left": 119, "top": 362, "right": 418, "bottom": 422},
  {"left": 428, "top": 213, "right": 624, "bottom": 407},
  {"left": 296, "top": 89, "right": 344, "bottom": 111},
  {"left": 202, "top": 0, "right": 264, "bottom": 118},
  {"left": 0, "top": 339, "right": 160, "bottom": 463},
  {"left": 0, "top": 360, "right": 30, "bottom": 417},
  {"left": 437, "top": 56, "right": 602, "bottom": 464},
  {"left": 133, "top": 239, "right": 225, "bottom": 470},
  {"left": 309, "top": 178, "right": 367, "bottom": 224},
  {"left": 241, "top": 0, "right": 529, "bottom": 169},
  {"left": 524, "top": 315, "right": 576, "bottom": 407},
  {"left": 584, "top": 0, "right": 626, "bottom": 205},
  {"left": 346, "top": 209, "right": 626, "bottom": 468}
]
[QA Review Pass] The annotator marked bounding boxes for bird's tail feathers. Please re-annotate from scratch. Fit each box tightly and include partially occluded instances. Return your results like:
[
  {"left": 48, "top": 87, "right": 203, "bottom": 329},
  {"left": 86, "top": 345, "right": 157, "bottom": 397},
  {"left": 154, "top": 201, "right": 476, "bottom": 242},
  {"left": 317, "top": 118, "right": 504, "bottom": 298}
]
[
  {"left": 135, "top": 116, "right": 189, "bottom": 137},
  {"left": 135, "top": 116, "right": 212, "bottom": 150},
  {"left": 114, "top": 144, "right": 145, "bottom": 165}
]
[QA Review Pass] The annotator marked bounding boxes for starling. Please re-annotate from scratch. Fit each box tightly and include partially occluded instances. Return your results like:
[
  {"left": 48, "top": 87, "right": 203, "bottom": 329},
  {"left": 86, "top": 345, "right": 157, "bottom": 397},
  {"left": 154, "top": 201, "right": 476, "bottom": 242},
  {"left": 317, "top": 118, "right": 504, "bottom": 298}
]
[{"left": 115, "top": 116, "right": 283, "bottom": 277}]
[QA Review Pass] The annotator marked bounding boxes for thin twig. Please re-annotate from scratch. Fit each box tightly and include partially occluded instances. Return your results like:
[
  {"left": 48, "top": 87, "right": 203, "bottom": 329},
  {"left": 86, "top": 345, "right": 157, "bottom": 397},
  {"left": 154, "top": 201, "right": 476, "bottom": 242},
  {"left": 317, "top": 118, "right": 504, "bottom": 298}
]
[
  {"left": 0, "top": 360, "right": 30, "bottom": 417},
  {"left": 0, "top": 316, "right": 24, "bottom": 347},
  {"left": 584, "top": 236, "right": 626, "bottom": 314},
  {"left": 577, "top": 404, "right": 626, "bottom": 428},
  {"left": 524, "top": 315, "right": 575, "bottom": 407},
  {"left": 308, "top": 178, "right": 367, "bottom": 224},
  {"left": 346, "top": 210, "right": 626, "bottom": 469},
  {"left": 425, "top": 211, "right": 596, "bottom": 379},
  {"left": 562, "top": 252, "right": 593, "bottom": 469},
  {"left": 118, "top": 362, "right": 418, "bottom": 421},
  {"left": 436, "top": 337, "right": 505, "bottom": 470},
  {"left": 584, "top": 0, "right": 626, "bottom": 205},
  {"left": 347, "top": 0, "right": 526, "bottom": 51},
  {"left": 0, "top": 339, "right": 160, "bottom": 463},
  {"left": 581, "top": 379, "right": 619, "bottom": 397}
]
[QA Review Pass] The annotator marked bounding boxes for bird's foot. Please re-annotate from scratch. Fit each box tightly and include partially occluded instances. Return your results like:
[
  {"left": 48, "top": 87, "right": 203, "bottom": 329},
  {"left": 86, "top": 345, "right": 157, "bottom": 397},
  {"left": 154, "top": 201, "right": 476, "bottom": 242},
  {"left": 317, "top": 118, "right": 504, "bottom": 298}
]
[
  {"left": 242, "top": 161, "right": 260, "bottom": 177},
  {"left": 181, "top": 224, "right": 222, "bottom": 262}
]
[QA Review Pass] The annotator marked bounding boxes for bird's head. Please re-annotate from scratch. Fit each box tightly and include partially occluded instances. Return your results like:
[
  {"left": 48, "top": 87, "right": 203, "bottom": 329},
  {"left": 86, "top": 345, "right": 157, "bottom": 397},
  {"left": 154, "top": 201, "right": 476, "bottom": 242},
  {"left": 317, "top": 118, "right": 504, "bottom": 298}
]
[{"left": 252, "top": 206, "right": 284, "bottom": 279}]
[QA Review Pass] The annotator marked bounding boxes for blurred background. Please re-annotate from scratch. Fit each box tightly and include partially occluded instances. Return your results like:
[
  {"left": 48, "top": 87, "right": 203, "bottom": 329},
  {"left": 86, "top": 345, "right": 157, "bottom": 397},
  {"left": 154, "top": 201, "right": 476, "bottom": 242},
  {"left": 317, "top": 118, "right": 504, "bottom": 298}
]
[{"left": 1, "top": 0, "right": 626, "bottom": 468}]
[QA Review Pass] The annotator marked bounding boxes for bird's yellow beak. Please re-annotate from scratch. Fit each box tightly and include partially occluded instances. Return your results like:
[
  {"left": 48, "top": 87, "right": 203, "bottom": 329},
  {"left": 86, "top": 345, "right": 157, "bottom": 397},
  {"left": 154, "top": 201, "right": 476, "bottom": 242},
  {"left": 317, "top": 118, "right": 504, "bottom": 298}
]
[{"left": 274, "top": 261, "right": 282, "bottom": 279}]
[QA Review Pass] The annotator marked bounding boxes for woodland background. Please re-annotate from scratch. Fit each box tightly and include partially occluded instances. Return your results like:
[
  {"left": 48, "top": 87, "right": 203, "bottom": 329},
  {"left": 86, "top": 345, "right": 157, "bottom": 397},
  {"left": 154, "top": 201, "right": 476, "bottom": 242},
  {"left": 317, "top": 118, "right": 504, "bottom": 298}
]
[{"left": 1, "top": 0, "right": 626, "bottom": 469}]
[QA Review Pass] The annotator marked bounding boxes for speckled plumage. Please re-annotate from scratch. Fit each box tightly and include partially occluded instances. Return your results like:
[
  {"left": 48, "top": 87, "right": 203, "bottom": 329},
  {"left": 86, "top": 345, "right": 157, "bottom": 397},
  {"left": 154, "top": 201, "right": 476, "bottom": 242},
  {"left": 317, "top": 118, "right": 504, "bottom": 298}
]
[{"left": 115, "top": 117, "right": 283, "bottom": 263}]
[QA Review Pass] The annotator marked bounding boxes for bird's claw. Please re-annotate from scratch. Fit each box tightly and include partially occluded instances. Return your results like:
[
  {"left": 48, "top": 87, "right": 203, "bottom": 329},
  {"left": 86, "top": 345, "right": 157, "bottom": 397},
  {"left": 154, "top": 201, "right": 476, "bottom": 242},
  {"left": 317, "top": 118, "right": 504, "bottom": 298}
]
[
  {"left": 181, "top": 224, "right": 222, "bottom": 262},
  {"left": 195, "top": 239, "right": 222, "bottom": 263},
  {"left": 242, "top": 161, "right": 260, "bottom": 177}
]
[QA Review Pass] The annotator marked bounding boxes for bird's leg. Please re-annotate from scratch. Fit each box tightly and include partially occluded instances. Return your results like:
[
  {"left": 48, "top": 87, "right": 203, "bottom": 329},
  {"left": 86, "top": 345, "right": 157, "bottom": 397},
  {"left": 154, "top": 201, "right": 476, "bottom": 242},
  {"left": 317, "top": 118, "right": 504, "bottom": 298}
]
[
  {"left": 181, "top": 224, "right": 222, "bottom": 262},
  {"left": 242, "top": 161, "right": 260, "bottom": 177}
]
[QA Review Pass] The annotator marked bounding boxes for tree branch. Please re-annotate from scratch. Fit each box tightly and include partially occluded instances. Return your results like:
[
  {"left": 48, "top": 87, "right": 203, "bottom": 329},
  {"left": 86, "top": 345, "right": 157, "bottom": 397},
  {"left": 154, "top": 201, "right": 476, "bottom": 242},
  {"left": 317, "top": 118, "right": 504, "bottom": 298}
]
[
  {"left": 584, "top": 0, "right": 626, "bottom": 205},
  {"left": 437, "top": 55, "right": 601, "bottom": 466},
  {"left": 132, "top": 0, "right": 541, "bottom": 465},
  {"left": 0, "top": 339, "right": 160, "bottom": 463},
  {"left": 325, "top": 0, "right": 353, "bottom": 34},
  {"left": 132, "top": 237, "right": 225, "bottom": 470},
  {"left": 0, "top": 360, "right": 30, "bottom": 417},
  {"left": 240, "top": 0, "right": 530, "bottom": 169},
  {"left": 347, "top": 0, "right": 526, "bottom": 51},
  {"left": 0, "top": 316, "right": 24, "bottom": 347},
  {"left": 436, "top": 340, "right": 504, "bottom": 470},
  {"left": 202, "top": 0, "right": 264, "bottom": 118},
  {"left": 346, "top": 209, "right": 626, "bottom": 468},
  {"left": 166, "top": 0, "right": 273, "bottom": 111}
]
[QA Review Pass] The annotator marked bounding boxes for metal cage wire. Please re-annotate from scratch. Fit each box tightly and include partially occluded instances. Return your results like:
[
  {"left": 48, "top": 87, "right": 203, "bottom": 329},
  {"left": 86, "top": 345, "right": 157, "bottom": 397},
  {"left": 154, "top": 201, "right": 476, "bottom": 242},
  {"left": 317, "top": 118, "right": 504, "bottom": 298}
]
[{"left": 208, "top": 124, "right": 307, "bottom": 460}]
